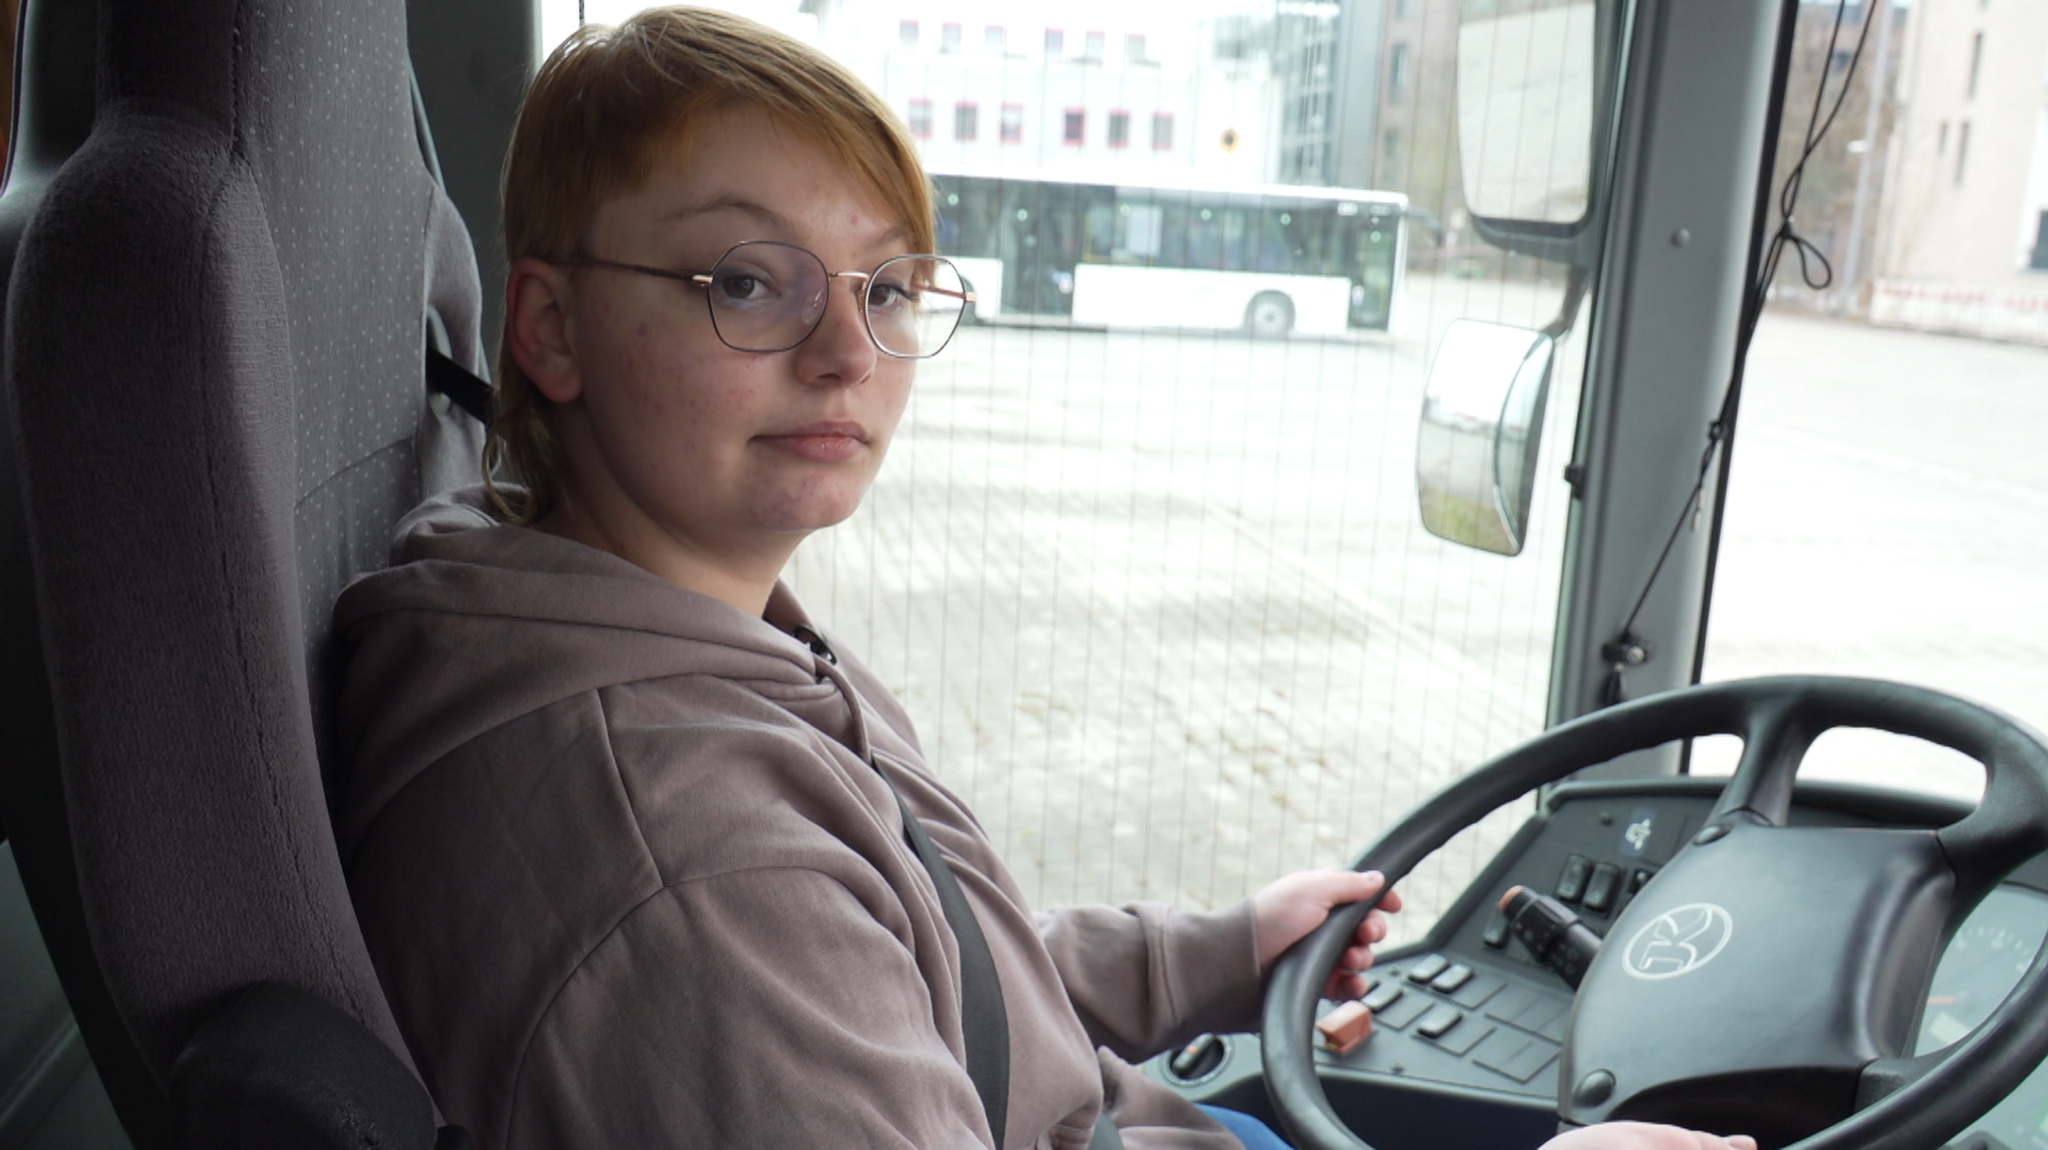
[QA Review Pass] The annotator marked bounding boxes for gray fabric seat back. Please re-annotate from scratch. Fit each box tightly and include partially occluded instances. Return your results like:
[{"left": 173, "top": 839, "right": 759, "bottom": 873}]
[{"left": 2, "top": 0, "right": 487, "bottom": 1138}]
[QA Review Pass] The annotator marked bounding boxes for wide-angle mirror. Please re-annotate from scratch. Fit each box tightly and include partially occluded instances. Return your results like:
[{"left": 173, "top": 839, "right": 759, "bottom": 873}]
[
  {"left": 1457, "top": 0, "right": 1597, "bottom": 226},
  {"left": 1416, "top": 318, "right": 1555, "bottom": 556}
]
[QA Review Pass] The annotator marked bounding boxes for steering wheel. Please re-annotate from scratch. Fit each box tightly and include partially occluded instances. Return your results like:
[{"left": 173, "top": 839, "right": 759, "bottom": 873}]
[{"left": 1262, "top": 676, "right": 2048, "bottom": 1150}]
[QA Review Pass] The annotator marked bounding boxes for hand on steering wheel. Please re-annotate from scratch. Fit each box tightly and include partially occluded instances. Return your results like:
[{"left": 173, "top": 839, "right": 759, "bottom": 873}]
[{"left": 1253, "top": 869, "right": 1404, "bottom": 1002}]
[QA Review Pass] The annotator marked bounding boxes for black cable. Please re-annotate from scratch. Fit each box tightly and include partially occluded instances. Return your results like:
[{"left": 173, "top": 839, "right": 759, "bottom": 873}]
[{"left": 1604, "top": 0, "right": 1877, "bottom": 703}]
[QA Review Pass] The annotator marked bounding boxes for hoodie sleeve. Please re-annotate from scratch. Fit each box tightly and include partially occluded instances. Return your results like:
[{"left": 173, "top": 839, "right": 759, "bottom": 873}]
[
  {"left": 504, "top": 866, "right": 992, "bottom": 1150},
  {"left": 1033, "top": 899, "right": 1263, "bottom": 1062}
]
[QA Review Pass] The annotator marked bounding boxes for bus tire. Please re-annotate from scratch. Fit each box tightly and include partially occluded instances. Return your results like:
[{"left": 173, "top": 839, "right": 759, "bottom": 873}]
[{"left": 1245, "top": 292, "right": 1294, "bottom": 339}]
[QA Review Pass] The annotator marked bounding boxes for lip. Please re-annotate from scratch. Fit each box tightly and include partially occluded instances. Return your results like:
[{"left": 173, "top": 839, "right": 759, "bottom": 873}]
[
  {"left": 769, "top": 420, "right": 869, "bottom": 442},
  {"left": 757, "top": 419, "right": 870, "bottom": 463}
]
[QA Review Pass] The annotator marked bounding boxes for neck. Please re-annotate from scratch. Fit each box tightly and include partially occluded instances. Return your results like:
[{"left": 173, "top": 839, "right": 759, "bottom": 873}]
[{"left": 536, "top": 490, "right": 794, "bottom": 618}]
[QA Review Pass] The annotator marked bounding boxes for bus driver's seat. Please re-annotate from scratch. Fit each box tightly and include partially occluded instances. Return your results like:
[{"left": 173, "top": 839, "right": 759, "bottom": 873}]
[{"left": 1, "top": 0, "right": 497, "bottom": 1141}]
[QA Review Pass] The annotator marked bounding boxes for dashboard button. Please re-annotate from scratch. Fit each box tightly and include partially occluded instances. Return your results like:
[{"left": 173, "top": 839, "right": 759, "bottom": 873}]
[
  {"left": 1362, "top": 979, "right": 1405, "bottom": 1013},
  {"left": 1630, "top": 867, "right": 1656, "bottom": 894},
  {"left": 1415, "top": 1005, "right": 1464, "bottom": 1040},
  {"left": 1315, "top": 1002, "right": 1373, "bottom": 1055},
  {"left": 1373, "top": 992, "right": 1432, "bottom": 1031},
  {"left": 1583, "top": 864, "right": 1622, "bottom": 914},
  {"left": 1405, "top": 954, "right": 1451, "bottom": 984},
  {"left": 1430, "top": 963, "right": 1475, "bottom": 994},
  {"left": 1555, "top": 855, "right": 1592, "bottom": 903}
]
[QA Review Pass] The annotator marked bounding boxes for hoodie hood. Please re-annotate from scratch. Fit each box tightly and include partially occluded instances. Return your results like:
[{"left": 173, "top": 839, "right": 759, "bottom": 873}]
[{"left": 329, "top": 486, "right": 844, "bottom": 859}]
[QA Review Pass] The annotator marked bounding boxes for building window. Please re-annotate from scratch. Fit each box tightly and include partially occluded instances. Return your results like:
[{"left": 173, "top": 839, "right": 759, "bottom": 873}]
[
  {"left": 1045, "top": 28, "right": 1064, "bottom": 57},
  {"left": 1966, "top": 31, "right": 1985, "bottom": 99},
  {"left": 1125, "top": 34, "right": 1147, "bottom": 64},
  {"left": 955, "top": 101, "right": 979, "bottom": 141},
  {"left": 1938, "top": 121, "right": 1950, "bottom": 154},
  {"left": 1152, "top": 112, "right": 1174, "bottom": 150},
  {"left": 986, "top": 25, "right": 1006, "bottom": 54},
  {"left": 907, "top": 98, "right": 932, "bottom": 138},
  {"left": 1388, "top": 42, "right": 1410, "bottom": 103},
  {"left": 1064, "top": 108, "right": 1086, "bottom": 145},
  {"left": 1001, "top": 103, "right": 1024, "bottom": 143},
  {"left": 1395, "top": 0, "right": 1410, "bottom": 15},
  {"left": 1956, "top": 120, "right": 1971, "bottom": 184},
  {"left": 1108, "top": 110, "right": 1130, "bottom": 148},
  {"left": 942, "top": 22, "right": 961, "bottom": 52},
  {"left": 898, "top": 19, "right": 918, "bottom": 49},
  {"left": 2032, "top": 211, "right": 2048, "bottom": 271},
  {"left": 1084, "top": 30, "right": 1106, "bottom": 60}
]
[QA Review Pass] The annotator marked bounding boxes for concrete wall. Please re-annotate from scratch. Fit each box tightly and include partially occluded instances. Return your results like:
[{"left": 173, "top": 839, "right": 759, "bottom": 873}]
[{"left": 1877, "top": 0, "right": 2048, "bottom": 293}]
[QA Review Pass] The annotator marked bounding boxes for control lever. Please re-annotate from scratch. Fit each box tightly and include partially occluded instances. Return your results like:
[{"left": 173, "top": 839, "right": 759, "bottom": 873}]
[{"left": 1500, "top": 885, "right": 1602, "bottom": 988}]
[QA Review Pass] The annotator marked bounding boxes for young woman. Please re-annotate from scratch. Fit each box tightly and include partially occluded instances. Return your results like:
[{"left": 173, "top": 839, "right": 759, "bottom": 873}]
[{"left": 331, "top": 10, "right": 1753, "bottom": 1150}]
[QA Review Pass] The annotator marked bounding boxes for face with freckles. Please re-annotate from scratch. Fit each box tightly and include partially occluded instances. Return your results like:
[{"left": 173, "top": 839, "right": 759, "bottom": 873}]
[{"left": 506, "top": 104, "right": 918, "bottom": 612}]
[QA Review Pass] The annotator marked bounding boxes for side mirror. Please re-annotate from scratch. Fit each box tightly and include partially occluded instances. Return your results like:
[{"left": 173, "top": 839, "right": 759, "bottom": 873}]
[
  {"left": 1416, "top": 320, "right": 1555, "bottom": 557},
  {"left": 1456, "top": 0, "right": 1615, "bottom": 267}
]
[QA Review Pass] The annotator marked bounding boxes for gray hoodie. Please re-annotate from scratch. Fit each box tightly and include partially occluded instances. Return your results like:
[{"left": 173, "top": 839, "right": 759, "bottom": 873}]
[{"left": 332, "top": 488, "right": 1263, "bottom": 1149}]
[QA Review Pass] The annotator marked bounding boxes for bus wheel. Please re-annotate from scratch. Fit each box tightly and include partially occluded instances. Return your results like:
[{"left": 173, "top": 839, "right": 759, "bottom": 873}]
[{"left": 1245, "top": 292, "right": 1294, "bottom": 339}]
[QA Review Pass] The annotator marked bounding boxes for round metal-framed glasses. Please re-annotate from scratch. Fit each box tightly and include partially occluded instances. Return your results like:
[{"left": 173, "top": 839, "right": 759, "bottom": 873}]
[{"left": 554, "top": 240, "right": 973, "bottom": 359}]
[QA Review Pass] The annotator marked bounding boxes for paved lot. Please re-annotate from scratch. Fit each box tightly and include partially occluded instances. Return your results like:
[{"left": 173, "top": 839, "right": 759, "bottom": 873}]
[{"left": 785, "top": 291, "right": 2048, "bottom": 942}]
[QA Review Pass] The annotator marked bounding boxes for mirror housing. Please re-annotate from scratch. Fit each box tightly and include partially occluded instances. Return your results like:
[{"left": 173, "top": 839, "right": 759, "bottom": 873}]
[
  {"left": 1416, "top": 320, "right": 1555, "bottom": 556},
  {"left": 1456, "top": 0, "right": 1623, "bottom": 268}
]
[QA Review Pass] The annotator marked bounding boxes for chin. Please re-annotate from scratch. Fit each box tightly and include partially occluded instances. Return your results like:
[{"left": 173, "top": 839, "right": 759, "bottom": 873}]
[{"left": 759, "top": 491, "right": 867, "bottom": 535}]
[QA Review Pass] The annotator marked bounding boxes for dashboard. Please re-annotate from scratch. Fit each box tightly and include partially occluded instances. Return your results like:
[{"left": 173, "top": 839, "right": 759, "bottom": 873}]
[{"left": 1142, "top": 777, "right": 2048, "bottom": 1150}]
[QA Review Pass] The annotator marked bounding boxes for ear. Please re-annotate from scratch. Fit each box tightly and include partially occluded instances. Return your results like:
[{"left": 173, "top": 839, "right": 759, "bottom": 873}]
[{"left": 505, "top": 257, "right": 583, "bottom": 404}]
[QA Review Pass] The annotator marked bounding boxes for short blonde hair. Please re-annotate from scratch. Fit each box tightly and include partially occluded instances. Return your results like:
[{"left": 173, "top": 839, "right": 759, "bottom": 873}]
[{"left": 485, "top": 6, "right": 935, "bottom": 523}]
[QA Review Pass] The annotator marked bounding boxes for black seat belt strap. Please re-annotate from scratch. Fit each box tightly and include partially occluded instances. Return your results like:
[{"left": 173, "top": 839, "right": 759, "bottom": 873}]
[
  {"left": 892, "top": 790, "right": 1011, "bottom": 1145},
  {"left": 425, "top": 346, "right": 494, "bottom": 424}
]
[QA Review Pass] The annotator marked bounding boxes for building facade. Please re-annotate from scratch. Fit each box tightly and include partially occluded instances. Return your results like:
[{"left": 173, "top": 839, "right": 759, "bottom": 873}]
[
  {"left": 1871, "top": 0, "right": 2048, "bottom": 342},
  {"left": 805, "top": 0, "right": 1287, "bottom": 184}
]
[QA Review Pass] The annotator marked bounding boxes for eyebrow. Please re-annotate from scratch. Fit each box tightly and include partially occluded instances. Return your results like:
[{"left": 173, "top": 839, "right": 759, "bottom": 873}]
[
  {"left": 664, "top": 194, "right": 793, "bottom": 233},
  {"left": 664, "top": 195, "right": 915, "bottom": 258}
]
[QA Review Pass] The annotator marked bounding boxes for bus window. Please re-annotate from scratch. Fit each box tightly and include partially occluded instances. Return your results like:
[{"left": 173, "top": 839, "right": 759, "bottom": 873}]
[
  {"left": 1081, "top": 198, "right": 1116, "bottom": 264},
  {"left": 1113, "top": 197, "right": 1164, "bottom": 265}
]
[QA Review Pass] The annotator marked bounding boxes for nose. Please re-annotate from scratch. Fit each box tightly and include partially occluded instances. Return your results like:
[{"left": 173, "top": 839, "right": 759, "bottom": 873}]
[{"left": 792, "top": 274, "right": 877, "bottom": 387}]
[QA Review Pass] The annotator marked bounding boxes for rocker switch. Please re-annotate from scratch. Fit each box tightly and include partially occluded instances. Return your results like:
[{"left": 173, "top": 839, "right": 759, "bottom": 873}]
[
  {"left": 1582, "top": 864, "right": 1622, "bottom": 915},
  {"left": 1554, "top": 855, "right": 1592, "bottom": 903}
]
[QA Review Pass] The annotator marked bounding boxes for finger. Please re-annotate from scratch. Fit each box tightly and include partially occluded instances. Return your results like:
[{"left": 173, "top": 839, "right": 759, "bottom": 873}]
[
  {"left": 1337, "top": 943, "right": 1375, "bottom": 972},
  {"left": 1357, "top": 910, "right": 1391, "bottom": 944},
  {"left": 1325, "top": 969, "right": 1369, "bottom": 1001},
  {"left": 1316, "top": 870, "right": 1384, "bottom": 910},
  {"left": 1377, "top": 887, "right": 1404, "bottom": 913}
]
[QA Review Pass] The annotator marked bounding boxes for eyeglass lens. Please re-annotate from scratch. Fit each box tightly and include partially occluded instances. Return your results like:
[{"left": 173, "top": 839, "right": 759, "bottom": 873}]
[{"left": 704, "top": 242, "right": 967, "bottom": 358}]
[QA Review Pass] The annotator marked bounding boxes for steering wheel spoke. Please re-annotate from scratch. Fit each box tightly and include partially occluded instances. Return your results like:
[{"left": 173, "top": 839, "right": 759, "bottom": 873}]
[{"left": 1707, "top": 694, "right": 1818, "bottom": 829}]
